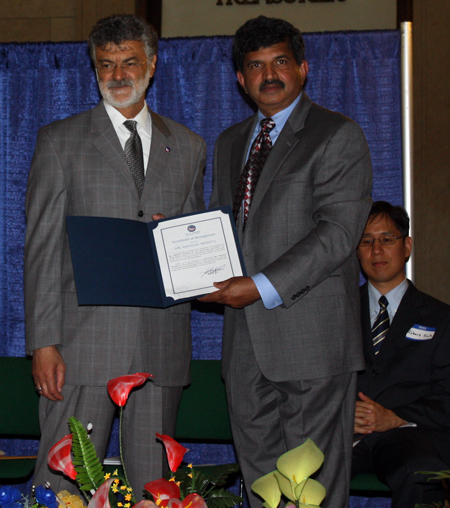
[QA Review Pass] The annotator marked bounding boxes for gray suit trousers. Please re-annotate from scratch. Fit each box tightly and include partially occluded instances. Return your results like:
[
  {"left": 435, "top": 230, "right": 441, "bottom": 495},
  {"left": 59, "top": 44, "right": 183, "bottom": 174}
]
[{"left": 225, "top": 311, "right": 356, "bottom": 508}]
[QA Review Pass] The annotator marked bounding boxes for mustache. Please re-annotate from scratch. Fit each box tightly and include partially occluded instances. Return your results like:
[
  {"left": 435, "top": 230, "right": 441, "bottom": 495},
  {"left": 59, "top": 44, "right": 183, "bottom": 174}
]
[
  {"left": 107, "top": 79, "right": 134, "bottom": 89},
  {"left": 259, "top": 79, "right": 285, "bottom": 91}
]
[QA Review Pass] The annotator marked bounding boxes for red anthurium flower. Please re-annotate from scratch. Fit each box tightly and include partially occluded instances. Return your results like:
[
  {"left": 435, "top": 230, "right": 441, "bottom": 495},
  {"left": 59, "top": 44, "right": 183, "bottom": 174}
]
[
  {"left": 87, "top": 478, "right": 114, "bottom": 508},
  {"left": 156, "top": 434, "right": 188, "bottom": 473},
  {"left": 168, "top": 494, "right": 207, "bottom": 508},
  {"left": 107, "top": 373, "right": 154, "bottom": 407},
  {"left": 48, "top": 434, "right": 77, "bottom": 480},
  {"left": 144, "top": 478, "right": 180, "bottom": 506}
]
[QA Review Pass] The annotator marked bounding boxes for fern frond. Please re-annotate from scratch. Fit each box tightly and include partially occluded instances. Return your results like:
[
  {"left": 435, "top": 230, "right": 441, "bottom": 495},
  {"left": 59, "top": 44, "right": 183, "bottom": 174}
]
[
  {"left": 204, "top": 488, "right": 243, "bottom": 508},
  {"left": 68, "top": 416, "right": 105, "bottom": 491}
]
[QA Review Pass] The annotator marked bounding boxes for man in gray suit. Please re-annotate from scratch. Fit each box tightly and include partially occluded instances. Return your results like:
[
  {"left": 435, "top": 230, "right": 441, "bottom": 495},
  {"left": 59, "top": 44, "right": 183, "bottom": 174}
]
[
  {"left": 25, "top": 14, "right": 205, "bottom": 494},
  {"left": 200, "top": 16, "right": 372, "bottom": 508}
]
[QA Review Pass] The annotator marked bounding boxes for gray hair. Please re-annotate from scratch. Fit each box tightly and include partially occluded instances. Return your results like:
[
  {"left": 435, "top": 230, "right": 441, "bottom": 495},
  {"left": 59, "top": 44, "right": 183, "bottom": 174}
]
[{"left": 88, "top": 14, "right": 158, "bottom": 63}]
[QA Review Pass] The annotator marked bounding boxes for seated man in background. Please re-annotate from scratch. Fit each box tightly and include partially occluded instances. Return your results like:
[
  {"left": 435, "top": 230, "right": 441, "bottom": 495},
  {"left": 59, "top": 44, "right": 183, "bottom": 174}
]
[{"left": 352, "top": 201, "right": 450, "bottom": 508}]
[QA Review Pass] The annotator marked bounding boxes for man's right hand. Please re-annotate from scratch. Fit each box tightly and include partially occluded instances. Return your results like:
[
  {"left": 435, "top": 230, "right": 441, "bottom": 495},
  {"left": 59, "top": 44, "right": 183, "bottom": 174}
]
[{"left": 32, "top": 346, "right": 66, "bottom": 401}]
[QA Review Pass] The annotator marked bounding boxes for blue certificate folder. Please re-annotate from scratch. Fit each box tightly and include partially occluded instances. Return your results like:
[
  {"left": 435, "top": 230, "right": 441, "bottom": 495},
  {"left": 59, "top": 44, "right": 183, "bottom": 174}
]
[{"left": 66, "top": 207, "right": 245, "bottom": 309}]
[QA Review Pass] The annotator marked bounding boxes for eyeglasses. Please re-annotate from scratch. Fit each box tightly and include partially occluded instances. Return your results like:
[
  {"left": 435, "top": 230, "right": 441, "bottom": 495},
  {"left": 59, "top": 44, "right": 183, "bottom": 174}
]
[
  {"left": 359, "top": 235, "right": 405, "bottom": 247},
  {"left": 96, "top": 58, "right": 148, "bottom": 74}
]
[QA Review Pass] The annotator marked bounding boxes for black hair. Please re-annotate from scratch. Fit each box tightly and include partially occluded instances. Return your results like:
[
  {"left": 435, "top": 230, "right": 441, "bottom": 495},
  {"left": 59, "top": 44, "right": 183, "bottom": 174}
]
[
  {"left": 232, "top": 16, "right": 305, "bottom": 73},
  {"left": 88, "top": 14, "right": 158, "bottom": 63},
  {"left": 368, "top": 201, "right": 410, "bottom": 237}
]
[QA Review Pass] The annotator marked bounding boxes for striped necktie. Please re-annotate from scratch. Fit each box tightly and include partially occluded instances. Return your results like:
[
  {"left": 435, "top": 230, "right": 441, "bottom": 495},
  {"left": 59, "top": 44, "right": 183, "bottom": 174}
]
[
  {"left": 372, "top": 295, "right": 389, "bottom": 354},
  {"left": 124, "top": 120, "right": 145, "bottom": 197}
]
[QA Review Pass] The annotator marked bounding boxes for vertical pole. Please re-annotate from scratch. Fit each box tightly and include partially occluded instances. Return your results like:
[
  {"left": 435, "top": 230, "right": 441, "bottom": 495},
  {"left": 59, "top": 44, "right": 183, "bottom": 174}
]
[{"left": 401, "top": 21, "right": 414, "bottom": 281}]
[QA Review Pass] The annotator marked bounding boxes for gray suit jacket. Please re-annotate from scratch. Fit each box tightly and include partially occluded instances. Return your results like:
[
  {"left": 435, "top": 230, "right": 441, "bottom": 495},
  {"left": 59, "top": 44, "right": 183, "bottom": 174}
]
[
  {"left": 24, "top": 102, "right": 206, "bottom": 387},
  {"left": 211, "top": 93, "right": 372, "bottom": 381}
]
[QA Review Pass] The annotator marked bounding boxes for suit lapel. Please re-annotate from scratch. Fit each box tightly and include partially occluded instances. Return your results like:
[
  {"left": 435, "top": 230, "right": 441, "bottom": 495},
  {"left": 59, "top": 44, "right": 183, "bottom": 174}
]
[
  {"left": 140, "top": 111, "right": 173, "bottom": 203},
  {"left": 229, "top": 117, "right": 257, "bottom": 196},
  {"left": 91, "top": 102, "right": 139, "bottom": 201},
  {"left": 360, "top": 284, "right": 376, "bottom": 362},
  {"left": 381, "top": 283, "right": 419, "bottom": 353},
  {"left": 245, "top": 93, "right": 312, "bottom": 226}
]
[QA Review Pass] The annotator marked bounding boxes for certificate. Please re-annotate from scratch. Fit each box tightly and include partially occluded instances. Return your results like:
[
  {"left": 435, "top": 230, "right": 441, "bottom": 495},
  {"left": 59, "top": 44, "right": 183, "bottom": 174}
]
[
  {"left": 66, "top": 207, "right": 245, "bottom": 308},
  {"left": 154, "top": 209, "right": 244, "bottom": 300}
]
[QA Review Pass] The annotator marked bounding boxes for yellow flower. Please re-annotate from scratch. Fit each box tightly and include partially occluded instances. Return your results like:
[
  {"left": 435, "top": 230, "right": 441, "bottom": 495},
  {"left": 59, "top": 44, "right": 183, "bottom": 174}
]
[
  {"left": 112, "top": 486, "right": 118, "bottom": 493},
  {"left": 169, "top": 477, "right": 176, "bottom": 482},
  {"left": 127, "top": 488, "right": 133, "bottom": 493},
  {"left": 113, "top": 469, "right": 119, "bottom": 476},
  {"left": 104, "top": 473, "right": 111, "bottom": 480},
  {"left": 114, "top": 479, "right": 120, "bottom": 485},
  {"left": 251, "top": 440, "right": 326, "bottom": 508},
  {"left": 56, "top": 491, "right": 86, "bottom": 508},
  {"left": 187, "top": 473, "right": 193, "bottom": 478},
  {"left": 188, "top": 463, "right": 193, "bottom": 468},
  {"left": 125, "top": 504, "right": 131, "bottom": 508},
  {"left": 120, "top": 486, "right": 127, "bottom": 491},
  {"left": 125, "top": 494, "right": 132, "bottom": 502},
  {"left": 118, "top": 503, "right": 123, "bottom": 507}
]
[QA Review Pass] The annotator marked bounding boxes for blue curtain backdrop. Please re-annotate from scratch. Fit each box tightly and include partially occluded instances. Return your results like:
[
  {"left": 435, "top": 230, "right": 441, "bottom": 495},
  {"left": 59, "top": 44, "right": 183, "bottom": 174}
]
[{"left": 0, "top": 32, "right": 400, "bottom": 507}]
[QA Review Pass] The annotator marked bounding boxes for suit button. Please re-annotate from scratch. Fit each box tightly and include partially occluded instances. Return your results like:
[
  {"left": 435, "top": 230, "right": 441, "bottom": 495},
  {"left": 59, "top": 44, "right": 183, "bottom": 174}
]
[
  {"left": 291, "top": 295, "right": 296, "bottom": 300},
  {"left": 138, "top": 210, "right": 144, "bottom": 217},
  {"left": 300, "top": 289, "right": 305, "bottom": 295},
  {"left": 296, "top": 292, "right": 301, "bottom": 297},
  {"left": 305, "top": 286, "right": 310, "bottom": 292}
]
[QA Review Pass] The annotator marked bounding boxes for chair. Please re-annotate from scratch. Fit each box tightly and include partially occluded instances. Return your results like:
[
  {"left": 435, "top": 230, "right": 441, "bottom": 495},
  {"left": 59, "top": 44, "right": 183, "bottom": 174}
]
[
  {"left": 175, "top": 359, "right": 232, "bottom": 442},
  {"left": 0, "top": 356, "right": 40, "bottom": 481},
  {"left": 350, "top": 473, "right": 391, "bottom": 497}
]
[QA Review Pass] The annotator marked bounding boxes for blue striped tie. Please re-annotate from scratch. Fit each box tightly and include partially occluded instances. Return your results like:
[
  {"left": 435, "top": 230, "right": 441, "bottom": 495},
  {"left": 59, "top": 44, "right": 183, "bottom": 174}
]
[{"left": 372, "top": 295, "right": 389, "bottom": 354}]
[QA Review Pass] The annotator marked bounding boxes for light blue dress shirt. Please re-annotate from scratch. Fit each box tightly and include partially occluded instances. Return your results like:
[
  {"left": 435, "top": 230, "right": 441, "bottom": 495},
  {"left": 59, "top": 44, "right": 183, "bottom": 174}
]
[
  {"left": 249, "top": 94, "right": 302, "bottom": 309},
  {"left": 368, "top": 278, "right": 409, "bottom": 326}
]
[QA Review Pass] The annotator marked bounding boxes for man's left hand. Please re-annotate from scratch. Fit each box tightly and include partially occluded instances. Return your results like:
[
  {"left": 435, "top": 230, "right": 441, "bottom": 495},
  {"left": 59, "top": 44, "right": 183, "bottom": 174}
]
[
  {"left": 354, "top": 391, "right": 407, "bottom": 434},
  {"left": 198, "top": 276, "right": 261, "bottom": 308}
]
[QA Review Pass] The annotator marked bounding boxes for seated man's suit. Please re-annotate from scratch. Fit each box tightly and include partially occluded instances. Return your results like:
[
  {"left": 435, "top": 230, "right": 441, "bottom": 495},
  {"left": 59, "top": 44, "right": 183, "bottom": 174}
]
[{"left": 352, "top": 280, "right": 450, "bottom": 507}]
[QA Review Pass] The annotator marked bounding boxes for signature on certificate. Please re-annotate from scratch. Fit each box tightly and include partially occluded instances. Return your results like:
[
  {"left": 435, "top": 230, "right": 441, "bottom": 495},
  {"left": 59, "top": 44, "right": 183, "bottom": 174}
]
[{"left": 201, "top": 265, "right": 226, "bottom": 277}]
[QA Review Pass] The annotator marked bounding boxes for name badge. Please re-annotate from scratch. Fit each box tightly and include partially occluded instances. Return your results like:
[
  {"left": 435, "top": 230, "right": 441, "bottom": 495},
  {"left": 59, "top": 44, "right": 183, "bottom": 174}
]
[{"left": 406, "top": 324, "right": 436, "bottom": 341}]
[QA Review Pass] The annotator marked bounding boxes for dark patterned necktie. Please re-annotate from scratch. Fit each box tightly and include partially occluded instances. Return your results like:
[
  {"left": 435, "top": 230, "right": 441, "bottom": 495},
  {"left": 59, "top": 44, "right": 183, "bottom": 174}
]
[
  {"left": 232, "top": 118, "right": 275, "bottom": 229},
  {"left": 372, "top": 296, "right": 389, "bottom": 354},
  {"left": 124, "top": 120, "right": 145, "bottom": 197}
]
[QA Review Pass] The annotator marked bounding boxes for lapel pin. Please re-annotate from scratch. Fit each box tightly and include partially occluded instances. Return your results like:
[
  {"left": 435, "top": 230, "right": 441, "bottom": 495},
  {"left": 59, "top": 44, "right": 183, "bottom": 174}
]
[{"left": 165, "top": 147, "right": 171, "bottom": 152}]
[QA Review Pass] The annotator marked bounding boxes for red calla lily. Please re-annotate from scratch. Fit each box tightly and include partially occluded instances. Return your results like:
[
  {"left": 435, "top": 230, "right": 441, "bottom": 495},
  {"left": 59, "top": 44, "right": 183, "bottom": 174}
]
[
  {"left": 168, "top": 494, "right": 207, "bottom": 508},
  {"left": 144, "top": 479, "right": 181, "bottom": 506},
  {"left": 107, "top": 373, "right": 154, "bottom": 406},
  {"left": 87, "top": 478, "right": 114, "bottom": 508},
  {"left": 48, "top": 434, "right": 77, "bottom": 480},
  {"left": 156, "top": 433, "right": 189, "bottom": 472}
]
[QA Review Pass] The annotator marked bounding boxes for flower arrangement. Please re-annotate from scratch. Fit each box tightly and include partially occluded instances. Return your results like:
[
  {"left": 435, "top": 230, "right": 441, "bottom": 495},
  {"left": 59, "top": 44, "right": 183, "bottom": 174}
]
[
  {"left": 251, "top": 439, "right": 326, "bottom": 508},
  {"left": 0, "top": 373, "right": 241, "bottom": 508}
]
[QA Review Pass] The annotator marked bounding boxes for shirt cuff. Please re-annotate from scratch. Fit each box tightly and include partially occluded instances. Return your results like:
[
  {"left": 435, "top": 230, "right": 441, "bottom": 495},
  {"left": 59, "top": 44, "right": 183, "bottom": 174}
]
[{"left": 251, "top": 273, "right": 283, "bottom": 309}]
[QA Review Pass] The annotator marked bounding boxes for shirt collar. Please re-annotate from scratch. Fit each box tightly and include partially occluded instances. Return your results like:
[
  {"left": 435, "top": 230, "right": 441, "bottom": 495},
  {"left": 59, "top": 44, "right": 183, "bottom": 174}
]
[
  {"left": 103, "top": 100, "right": 151, "bottom": 136},
  {"left": 368, "top": 278, "right": 409, "bottom": 316},
  {"left": 257, "top": 92, "right": 302, "bottom": 134}
]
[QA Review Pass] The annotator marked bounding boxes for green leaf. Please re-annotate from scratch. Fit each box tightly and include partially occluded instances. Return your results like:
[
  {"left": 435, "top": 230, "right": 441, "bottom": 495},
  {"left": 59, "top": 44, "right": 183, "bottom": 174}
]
[
  {"left": 68, "top": 416, "right": 105, "bottom": 491},
  {"left": 204, "top": 488, "right": 243, "bottom": 508}
]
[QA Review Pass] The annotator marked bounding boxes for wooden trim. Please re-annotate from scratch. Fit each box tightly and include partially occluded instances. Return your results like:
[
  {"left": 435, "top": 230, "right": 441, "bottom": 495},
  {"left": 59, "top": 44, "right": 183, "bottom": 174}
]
[
  {"left": 397, "top": 0, "right": 413, "bottom": 26},
  {"left": 136, "top": 0, "right": 162, "bottom": 37}
]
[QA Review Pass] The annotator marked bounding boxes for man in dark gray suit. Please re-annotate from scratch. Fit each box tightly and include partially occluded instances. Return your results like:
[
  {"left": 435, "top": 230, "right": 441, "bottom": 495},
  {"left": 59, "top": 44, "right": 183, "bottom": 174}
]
[
  {"left": 353, "top": 201, "right": 450, "bottom": 507},
  {"left": 200, "top": 16, "right": 372, "bottom": 508},
  {"left": 25, "top": 14, "right": 205, "bottom": 494}
]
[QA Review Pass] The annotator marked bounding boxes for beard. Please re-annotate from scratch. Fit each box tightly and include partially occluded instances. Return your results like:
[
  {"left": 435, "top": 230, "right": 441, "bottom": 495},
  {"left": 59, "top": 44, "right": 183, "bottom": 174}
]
[{"left": 97, "top": 68, "right": 151, "bottom": 110}]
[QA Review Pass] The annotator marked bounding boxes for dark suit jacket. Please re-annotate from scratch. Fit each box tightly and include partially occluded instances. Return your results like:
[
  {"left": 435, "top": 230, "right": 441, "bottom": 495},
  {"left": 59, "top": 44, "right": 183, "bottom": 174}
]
[
  {"left": 24, "top": 102, "right": 206, "bottom": 387},
  {"left": 358, "top": 281, "right": 450, "bottom": 454},
  {"left": 211, "top": 93, "right": 373, "bottom": 381}
]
